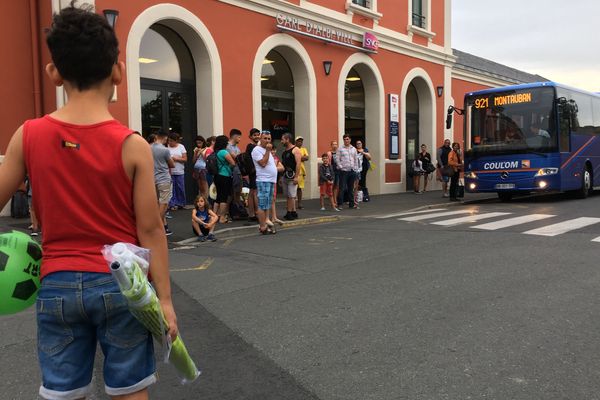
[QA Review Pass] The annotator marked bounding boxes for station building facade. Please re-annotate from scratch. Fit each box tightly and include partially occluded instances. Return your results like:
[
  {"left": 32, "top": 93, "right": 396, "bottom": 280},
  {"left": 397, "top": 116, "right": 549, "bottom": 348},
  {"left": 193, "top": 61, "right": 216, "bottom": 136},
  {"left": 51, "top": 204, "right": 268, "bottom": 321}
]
[{"left": 1, "top": 0, "right": 545, "bottom": 209}]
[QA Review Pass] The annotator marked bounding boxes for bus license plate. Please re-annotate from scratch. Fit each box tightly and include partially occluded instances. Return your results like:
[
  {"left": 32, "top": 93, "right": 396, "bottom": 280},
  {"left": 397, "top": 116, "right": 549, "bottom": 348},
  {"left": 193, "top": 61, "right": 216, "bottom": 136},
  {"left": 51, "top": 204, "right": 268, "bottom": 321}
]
[{"left": 495, "top": 183, "right": 515, "bottom": 189}]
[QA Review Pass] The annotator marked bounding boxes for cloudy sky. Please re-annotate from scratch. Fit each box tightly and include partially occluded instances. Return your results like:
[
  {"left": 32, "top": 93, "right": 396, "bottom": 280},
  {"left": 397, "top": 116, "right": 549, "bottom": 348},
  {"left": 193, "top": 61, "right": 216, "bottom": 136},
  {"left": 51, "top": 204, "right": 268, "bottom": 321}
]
[{"left": 452, "top": 0, "right": 600, "bottom": 92}]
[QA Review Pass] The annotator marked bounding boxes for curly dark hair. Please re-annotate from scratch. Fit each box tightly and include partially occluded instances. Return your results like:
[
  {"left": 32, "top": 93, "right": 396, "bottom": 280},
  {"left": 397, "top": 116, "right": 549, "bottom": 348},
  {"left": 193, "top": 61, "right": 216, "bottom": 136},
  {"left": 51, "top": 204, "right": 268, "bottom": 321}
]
[
  {"left": 214, "top": 135, "right": 229, "bottom": 152},
  {"left": 46, "top": 1, "right": 119, "bottom": 91}
]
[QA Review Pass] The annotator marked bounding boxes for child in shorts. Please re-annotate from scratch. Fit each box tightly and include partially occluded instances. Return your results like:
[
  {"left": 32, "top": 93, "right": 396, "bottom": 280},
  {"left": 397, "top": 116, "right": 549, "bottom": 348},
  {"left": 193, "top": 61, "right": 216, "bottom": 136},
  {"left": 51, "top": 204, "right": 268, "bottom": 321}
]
[
  {"left": 0, "top": 3, "right": 178, "bottom": 399},
  {"left": 319, "top": 153, "right": 339, "bottom": 211},
  {"left": 191, "top": 195, "right": 218, "bottom": 242}
]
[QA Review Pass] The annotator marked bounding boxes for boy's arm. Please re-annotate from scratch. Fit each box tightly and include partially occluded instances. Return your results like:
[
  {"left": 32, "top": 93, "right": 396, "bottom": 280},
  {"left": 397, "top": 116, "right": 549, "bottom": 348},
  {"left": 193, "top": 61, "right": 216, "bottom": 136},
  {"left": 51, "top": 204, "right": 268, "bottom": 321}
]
[
  {"left": 124, "top": 134, "right": 178, "bottom": 340},
  {"left": 0, "top": 126, "right": 27, "bottom": 209}
]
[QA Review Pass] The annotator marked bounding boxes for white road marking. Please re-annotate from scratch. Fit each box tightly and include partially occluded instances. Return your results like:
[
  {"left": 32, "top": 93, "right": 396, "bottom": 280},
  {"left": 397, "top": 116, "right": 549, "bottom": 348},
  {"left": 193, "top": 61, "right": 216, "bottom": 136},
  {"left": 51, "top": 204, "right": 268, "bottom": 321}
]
[
  {"left": 591, "top": 236, "right": 600, "bottom": 242},
  {"left": 471, "top": 214, "right": 556, "bottom": 230},
  {"left": 399, "top": 209, "right": 474, "bottom": 222},
  {"left": 523, "top": 217, "right": 600, "bottom": 237},
  {"left": 375, "top": 208, "right": 447, "bottom": 219},
  {"left": 431, "top": 212, "right": 512, "bottom": 226}
]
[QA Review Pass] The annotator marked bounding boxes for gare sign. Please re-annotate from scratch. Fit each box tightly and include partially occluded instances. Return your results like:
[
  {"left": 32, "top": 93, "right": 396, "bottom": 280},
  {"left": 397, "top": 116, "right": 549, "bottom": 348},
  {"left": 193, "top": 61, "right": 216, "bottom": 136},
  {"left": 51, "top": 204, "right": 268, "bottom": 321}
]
[{"left": 276, "top": 13, "right": 378, "bottom": 54}]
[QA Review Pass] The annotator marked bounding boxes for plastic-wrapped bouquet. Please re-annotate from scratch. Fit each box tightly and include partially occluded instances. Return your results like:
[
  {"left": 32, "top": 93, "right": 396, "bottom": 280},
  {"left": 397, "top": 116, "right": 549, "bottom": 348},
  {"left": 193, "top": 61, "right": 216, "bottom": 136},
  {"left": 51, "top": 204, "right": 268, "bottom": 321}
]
[{"left": 102, "top": 242, "right": 200, "bottom": 383}]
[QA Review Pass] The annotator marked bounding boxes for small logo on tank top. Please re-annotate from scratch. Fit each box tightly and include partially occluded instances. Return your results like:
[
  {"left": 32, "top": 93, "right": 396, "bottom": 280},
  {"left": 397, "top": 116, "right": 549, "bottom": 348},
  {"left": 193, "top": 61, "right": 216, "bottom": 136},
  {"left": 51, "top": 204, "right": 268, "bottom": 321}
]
[{"left": 61, "top": 140, "right": 80, "bottom": 150}]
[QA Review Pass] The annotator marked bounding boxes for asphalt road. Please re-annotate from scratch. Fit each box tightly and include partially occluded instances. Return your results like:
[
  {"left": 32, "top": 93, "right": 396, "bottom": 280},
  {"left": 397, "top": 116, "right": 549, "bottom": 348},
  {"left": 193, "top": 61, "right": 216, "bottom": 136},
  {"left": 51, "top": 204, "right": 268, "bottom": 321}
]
[{"left": 3, "top": 191, "right": 600, "bottom": 399}]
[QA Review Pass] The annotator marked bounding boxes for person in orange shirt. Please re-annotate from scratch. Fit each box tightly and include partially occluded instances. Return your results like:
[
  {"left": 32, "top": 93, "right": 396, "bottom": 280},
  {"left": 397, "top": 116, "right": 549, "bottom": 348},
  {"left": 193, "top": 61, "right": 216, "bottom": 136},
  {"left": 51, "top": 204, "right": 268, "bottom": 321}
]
[{"left": 447, "top": 142, "right": 463, "bottom": 201}]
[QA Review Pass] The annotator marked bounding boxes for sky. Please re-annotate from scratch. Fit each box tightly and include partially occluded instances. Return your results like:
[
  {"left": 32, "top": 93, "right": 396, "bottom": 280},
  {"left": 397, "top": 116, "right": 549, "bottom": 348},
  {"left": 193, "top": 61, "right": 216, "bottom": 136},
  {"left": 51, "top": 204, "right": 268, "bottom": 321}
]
[{"left": 451, "top": 0, "right": 600, "bottom": 92}]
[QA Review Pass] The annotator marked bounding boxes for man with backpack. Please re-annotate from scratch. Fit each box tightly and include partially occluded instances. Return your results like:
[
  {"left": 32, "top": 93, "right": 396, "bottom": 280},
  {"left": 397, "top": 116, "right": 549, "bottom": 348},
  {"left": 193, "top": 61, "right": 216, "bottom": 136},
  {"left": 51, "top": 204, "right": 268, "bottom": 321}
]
[
  {"left": 242, "top": 128, "right": 260, "bottom": 222},
  {"left": 280, "top": 132, "right": 302, "bottom": 220}
]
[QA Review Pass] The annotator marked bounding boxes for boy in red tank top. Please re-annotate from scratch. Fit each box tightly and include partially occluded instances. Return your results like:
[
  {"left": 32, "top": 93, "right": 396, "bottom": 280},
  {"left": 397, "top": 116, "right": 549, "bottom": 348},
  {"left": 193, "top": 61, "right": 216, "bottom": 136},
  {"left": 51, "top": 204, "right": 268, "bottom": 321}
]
[{"left": 0, "top": 3, "right": 178, "bottom": 399}]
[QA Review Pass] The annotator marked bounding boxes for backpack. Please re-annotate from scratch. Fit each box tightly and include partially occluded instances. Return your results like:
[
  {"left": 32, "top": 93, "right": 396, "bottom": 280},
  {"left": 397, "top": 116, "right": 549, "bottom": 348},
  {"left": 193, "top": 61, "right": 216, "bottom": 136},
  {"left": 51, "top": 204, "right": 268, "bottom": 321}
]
[
  {"left": 206, "top": 152, "right": 219, "bottom": 176},
  {"left": 11, "top": 190, "right": 29, "bottom": 219},
  {"left": 281, "top": 146, "right": 297, "bottom": 178},
  {"left": 235, "top": 152, "right": 255, "bottom": 176}
]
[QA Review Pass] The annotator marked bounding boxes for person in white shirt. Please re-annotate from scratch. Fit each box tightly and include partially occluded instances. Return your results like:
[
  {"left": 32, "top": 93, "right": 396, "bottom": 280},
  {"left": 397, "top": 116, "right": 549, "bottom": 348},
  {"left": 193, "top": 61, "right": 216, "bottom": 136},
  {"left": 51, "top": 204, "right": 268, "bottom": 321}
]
[
  {"left": 251, "top": 131, "right": 278, "bottom": 234},
  {"left": 167, "top": 132, "right": 187, "bottom": 210}
]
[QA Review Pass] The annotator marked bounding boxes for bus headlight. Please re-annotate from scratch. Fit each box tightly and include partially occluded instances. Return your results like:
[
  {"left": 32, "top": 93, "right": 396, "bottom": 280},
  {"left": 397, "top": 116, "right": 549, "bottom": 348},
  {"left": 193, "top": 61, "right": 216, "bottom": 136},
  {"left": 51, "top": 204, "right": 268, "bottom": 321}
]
[
  {"left": 539, "top": 181, "right": 548, "bottom": 189},
  {"left": 469, "top": 183, "right": 477, "bottom": 190},
  {"left": 534, "top": 168, "right": 558, "bottom": 177},
  {"left": 465, "top": 171, "right": 478, "bottom": 179}
]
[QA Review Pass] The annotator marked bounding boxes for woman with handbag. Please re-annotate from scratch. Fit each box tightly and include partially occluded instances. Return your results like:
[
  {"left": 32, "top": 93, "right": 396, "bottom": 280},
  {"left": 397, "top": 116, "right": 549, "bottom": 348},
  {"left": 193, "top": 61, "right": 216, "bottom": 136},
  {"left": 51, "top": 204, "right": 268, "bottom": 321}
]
[
  {"left": 418, "top": 144, "right": 434, "bottom": 193},
  {"left": 447, "top": 142, "right": 463, "bottom": 201}
]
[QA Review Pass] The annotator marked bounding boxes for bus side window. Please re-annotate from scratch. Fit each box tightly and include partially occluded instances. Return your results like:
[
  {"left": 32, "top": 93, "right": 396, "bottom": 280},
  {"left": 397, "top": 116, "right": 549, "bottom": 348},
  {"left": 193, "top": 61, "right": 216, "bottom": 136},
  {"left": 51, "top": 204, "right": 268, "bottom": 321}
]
[
  {"left": 558, "top": 101, "right": 570, "bottom": 152},
  {"left": 593, "top": 97, "right": 600, "bottom": 135}
]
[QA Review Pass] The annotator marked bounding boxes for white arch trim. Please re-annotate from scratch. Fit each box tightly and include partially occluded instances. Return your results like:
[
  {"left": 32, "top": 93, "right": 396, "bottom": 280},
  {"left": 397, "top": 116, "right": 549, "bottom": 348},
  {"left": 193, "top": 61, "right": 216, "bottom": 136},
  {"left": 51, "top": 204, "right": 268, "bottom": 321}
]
[
  {"left": 126, "top": 3, "right": 223, "bottom": 134},
  {"left": 252, "top": 34, "right": 318, "bottom": 198},
  {"left": 400, "top": 67, "right": 437, "bottom": 190},
  {"left": 338, "top": 53, "right": 387, "bottom": 194}
]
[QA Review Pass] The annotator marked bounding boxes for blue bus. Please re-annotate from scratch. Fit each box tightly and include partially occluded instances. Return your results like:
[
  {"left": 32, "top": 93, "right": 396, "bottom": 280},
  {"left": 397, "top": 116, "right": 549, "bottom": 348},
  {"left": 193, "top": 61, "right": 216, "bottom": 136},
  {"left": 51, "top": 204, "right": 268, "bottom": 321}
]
[{"left": 448, "top": 82, "right": 600, "bottom": 201}]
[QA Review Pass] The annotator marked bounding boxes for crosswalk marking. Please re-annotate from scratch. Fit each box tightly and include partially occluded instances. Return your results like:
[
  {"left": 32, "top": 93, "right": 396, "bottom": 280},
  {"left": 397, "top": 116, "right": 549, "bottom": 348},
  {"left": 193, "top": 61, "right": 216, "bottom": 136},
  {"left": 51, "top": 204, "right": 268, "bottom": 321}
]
[
  {"left": 471, "top": 214, "right": 556, "bottom": 230},
  {"left": 431, "top": 212, "right": 512, "bottom": 226},
  {"left": 399, "top": 209, "right": 474, "bottom": 222},
  {"left": 523, "top": 217, "right": 600, "bottom": 237},
  {"left": 592, "top": 236, "right": 600, "bottom": 242},
  {"left": 375, "top": 208, "right": 447, "bottom": 219}
]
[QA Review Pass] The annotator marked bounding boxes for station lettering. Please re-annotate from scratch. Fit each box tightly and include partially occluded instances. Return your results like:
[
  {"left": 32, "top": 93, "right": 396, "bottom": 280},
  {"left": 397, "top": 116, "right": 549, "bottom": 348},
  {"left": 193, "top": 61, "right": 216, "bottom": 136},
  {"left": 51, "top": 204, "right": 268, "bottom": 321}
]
[{"left": 276, "top": 13, "right": 370, "bottom": 49}]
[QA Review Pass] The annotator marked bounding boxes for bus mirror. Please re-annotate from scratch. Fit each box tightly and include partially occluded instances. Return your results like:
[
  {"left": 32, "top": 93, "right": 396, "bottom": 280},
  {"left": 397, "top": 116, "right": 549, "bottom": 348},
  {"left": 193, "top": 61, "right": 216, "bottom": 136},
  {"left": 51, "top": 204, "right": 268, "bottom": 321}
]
[{"left": 446, "top": 114, "right": 453, "bottom": 129}]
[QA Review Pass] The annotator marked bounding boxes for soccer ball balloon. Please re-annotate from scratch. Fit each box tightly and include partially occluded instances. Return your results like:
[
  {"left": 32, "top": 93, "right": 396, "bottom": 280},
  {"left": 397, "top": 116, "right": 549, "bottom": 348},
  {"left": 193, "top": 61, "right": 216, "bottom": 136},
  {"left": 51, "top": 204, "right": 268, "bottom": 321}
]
[{"left": 0, "top": 230, "right": 42, "bottom": 315}]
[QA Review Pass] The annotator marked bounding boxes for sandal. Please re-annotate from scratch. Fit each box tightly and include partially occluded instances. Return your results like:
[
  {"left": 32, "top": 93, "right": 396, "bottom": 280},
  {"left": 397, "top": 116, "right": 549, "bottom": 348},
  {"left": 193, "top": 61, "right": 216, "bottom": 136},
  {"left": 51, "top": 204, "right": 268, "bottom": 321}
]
[{"left": 266, "top": 220, "right": 274, "bottom": 228}]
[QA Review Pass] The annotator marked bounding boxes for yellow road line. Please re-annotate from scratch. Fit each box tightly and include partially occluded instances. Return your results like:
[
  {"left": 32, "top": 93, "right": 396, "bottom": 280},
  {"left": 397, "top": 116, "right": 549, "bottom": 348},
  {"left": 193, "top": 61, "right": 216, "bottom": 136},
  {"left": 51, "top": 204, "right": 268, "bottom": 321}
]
[{"left": 171, "top": 257, "right": 214, "bottom": 272}]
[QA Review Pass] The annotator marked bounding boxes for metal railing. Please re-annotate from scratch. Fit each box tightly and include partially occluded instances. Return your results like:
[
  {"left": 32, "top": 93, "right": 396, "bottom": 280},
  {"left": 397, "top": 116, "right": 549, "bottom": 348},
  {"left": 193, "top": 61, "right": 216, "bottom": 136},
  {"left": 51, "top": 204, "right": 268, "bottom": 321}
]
[
  {"left": 352, "top": 0, "right": 370, "bottom": 8},
  {"left": 412, "top": 13, "right": 426, "bottom": 28}
]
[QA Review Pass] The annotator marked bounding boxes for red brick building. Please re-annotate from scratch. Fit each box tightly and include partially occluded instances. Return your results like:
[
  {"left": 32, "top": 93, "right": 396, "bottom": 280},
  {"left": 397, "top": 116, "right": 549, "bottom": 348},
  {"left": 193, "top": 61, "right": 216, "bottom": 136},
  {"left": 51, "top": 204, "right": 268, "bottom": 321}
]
[{"left": 0, "top": 0, "right": 543, "bottom": 212}]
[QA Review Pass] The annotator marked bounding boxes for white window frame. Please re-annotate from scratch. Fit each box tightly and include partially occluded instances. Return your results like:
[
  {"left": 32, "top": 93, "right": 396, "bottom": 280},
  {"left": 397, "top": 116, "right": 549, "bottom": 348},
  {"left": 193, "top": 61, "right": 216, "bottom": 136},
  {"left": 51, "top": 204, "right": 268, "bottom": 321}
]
[
  {"left": 407, "top": 0, "right": 434, "bottom": 41},
  {"left": 346, "top": 0, "right": 383, "bottom": 22}
]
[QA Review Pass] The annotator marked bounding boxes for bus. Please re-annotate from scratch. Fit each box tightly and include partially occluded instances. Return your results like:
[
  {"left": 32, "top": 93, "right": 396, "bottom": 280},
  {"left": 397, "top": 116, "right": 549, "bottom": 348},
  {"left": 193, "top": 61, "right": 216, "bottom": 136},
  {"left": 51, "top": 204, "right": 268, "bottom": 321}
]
[{"left": 447, "top": 82, "right": 600, "bottom": 201}]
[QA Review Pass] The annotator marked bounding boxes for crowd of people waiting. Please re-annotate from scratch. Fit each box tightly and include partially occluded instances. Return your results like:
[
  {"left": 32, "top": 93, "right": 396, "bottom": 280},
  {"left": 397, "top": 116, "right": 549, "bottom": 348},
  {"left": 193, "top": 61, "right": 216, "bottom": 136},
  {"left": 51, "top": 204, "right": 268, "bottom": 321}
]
[{"left": 147, "top": 128, "right": 374, "bottom": 240}]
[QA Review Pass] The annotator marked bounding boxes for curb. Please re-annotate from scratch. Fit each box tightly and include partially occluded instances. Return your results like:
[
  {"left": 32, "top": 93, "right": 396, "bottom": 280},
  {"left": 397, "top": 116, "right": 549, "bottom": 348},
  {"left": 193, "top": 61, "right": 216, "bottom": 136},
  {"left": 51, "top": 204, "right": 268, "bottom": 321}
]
[{"left": 173, "top": 215, "right": 342, "bottom": 245}]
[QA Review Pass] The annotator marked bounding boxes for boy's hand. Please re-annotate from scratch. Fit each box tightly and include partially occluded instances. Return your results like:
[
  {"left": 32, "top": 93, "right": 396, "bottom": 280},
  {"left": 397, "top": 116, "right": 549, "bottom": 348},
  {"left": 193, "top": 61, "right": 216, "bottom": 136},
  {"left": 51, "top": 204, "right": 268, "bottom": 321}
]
[{"left": 160, "top": 298, "right": 179, "bottom": 341}]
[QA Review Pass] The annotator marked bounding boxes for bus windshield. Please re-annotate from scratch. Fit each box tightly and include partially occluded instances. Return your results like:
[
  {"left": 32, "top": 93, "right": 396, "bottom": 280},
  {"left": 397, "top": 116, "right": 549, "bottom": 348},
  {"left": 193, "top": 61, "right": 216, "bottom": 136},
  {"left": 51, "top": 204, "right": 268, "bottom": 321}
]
[{"left": 467, "top": 86, "right": 557, "bottom": 155}]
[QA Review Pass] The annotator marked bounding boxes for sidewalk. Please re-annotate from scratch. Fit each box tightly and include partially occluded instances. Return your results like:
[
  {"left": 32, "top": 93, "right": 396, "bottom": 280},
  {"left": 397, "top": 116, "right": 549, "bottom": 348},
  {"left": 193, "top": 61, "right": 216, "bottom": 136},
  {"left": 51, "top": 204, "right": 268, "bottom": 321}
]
[{"left": 0, "top": 190, "right": 496, "bottom": 242}]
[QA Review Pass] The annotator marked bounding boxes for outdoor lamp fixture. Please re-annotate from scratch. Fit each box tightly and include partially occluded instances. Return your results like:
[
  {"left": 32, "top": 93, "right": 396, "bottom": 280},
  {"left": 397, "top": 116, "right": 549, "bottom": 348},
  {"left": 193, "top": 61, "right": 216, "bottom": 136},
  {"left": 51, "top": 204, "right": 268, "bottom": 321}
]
[
  {"left": 323, "top": 61, "right": 333, "bottom": 76},
  {"left": 436, "top": 86, "right": 444, "bottom": 98},
  {"left": 103, "top": 9, "right": 119, "bottom": 29}
]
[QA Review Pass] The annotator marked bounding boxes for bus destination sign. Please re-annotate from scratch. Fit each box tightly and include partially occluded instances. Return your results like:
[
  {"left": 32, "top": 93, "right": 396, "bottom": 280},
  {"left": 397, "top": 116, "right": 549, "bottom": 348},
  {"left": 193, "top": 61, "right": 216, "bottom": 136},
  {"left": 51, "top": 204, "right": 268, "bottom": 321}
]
[{"left": 474, "top": 92, "right": 533, "bottom": 109}]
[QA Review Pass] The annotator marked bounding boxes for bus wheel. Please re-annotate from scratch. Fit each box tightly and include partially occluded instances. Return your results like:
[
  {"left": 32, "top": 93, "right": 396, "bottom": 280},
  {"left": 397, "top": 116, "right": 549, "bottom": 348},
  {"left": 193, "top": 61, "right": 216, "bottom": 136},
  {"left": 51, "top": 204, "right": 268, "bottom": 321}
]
[
  {"left": 576, "top": 167, "right": 592, "bottom": 199},
  {"left": 498, "top": 192, "right": 513, "bottom": 202}
]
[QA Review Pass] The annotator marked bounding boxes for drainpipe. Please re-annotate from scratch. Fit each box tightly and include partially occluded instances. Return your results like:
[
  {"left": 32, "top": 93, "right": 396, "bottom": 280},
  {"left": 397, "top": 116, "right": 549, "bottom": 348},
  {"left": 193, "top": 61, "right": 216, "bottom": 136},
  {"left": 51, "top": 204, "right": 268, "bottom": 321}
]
[{"left": 29, "top": 0, "right": 43, "bottom": 117}]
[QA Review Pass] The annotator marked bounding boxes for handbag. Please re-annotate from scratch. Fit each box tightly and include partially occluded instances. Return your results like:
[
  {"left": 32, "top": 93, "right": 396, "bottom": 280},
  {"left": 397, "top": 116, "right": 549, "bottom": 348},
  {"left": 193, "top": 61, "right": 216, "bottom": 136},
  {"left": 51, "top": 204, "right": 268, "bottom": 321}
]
[
  {"left": 441, "top": 165, "right": 454, "bottom": 177},
  {"left": 424, "top": 163, "right": 436, "bottom": 174}
]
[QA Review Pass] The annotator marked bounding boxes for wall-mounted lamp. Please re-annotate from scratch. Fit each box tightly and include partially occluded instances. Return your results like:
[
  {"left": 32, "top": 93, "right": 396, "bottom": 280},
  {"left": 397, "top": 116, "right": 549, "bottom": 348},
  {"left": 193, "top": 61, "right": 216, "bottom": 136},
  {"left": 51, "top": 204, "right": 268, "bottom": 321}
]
[
  {"left": 103, "top": 9, "right": 119, "bottom": 29},
  {"left": 436, "top": 86, "right": 444, "bottom": 98},
  {"left": 323, "top": 61, "right": 333, "bottom": 76}
]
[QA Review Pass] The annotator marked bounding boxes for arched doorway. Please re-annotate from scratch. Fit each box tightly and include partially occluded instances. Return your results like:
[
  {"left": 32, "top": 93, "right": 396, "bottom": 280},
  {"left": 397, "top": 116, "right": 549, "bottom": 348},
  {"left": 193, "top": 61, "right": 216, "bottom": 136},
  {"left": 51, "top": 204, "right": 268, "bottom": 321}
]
[
  {"left": 402, "top": 72, "right": 436, "bottom": 192},
  {"left": 339, "top": 58, "right": 384, "bottom": 195},
  {"left": 139, "top": 24, "right": 197, "bottom": 201},
  {"left": 261, "top": 50, "right": 294, "bottom": 150},
  {"left": 253, "top": 35, "right": 316, "bottom": 198},
  {"left": 405, "top": 83, "right": 419, "bottom": 191}
]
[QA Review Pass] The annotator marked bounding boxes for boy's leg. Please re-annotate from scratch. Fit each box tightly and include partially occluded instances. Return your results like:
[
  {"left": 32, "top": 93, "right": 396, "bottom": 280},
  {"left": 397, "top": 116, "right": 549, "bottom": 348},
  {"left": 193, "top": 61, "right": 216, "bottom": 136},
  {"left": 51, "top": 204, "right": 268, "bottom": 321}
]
[
  {"left": 37, "top": 273, "right": 97, "bottom": 400},
  {"left": 96, "top": 274, "right": 156, "bottom": 398},
  {"left": 112, "top": 389, "right": 149, "bottom": 399}
]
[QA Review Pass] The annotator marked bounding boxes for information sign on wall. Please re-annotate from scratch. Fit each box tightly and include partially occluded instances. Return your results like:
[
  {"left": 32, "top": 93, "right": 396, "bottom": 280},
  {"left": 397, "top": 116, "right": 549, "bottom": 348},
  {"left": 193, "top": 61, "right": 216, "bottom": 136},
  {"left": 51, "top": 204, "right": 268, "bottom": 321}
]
[{"left": 389, "top": 94, "right": 399, "bottom": 159}]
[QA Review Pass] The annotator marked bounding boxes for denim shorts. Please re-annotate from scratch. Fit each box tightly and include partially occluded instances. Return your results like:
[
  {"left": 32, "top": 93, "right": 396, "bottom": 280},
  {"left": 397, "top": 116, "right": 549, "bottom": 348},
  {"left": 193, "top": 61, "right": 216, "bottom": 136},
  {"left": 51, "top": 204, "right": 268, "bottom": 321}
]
[
  {"left": 37, "top": 272, "right": 156, "bottom": 400},
  {"left": 256, "top": 181, "right": 274, "bottom": 210}
]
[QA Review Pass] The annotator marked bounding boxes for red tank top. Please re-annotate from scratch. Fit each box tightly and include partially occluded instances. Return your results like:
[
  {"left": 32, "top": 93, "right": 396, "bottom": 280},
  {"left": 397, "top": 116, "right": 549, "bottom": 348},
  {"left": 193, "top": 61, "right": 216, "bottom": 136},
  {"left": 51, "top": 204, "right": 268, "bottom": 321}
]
[{"left": 23, "top": 115, "right": 138, "bottom": 279}]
